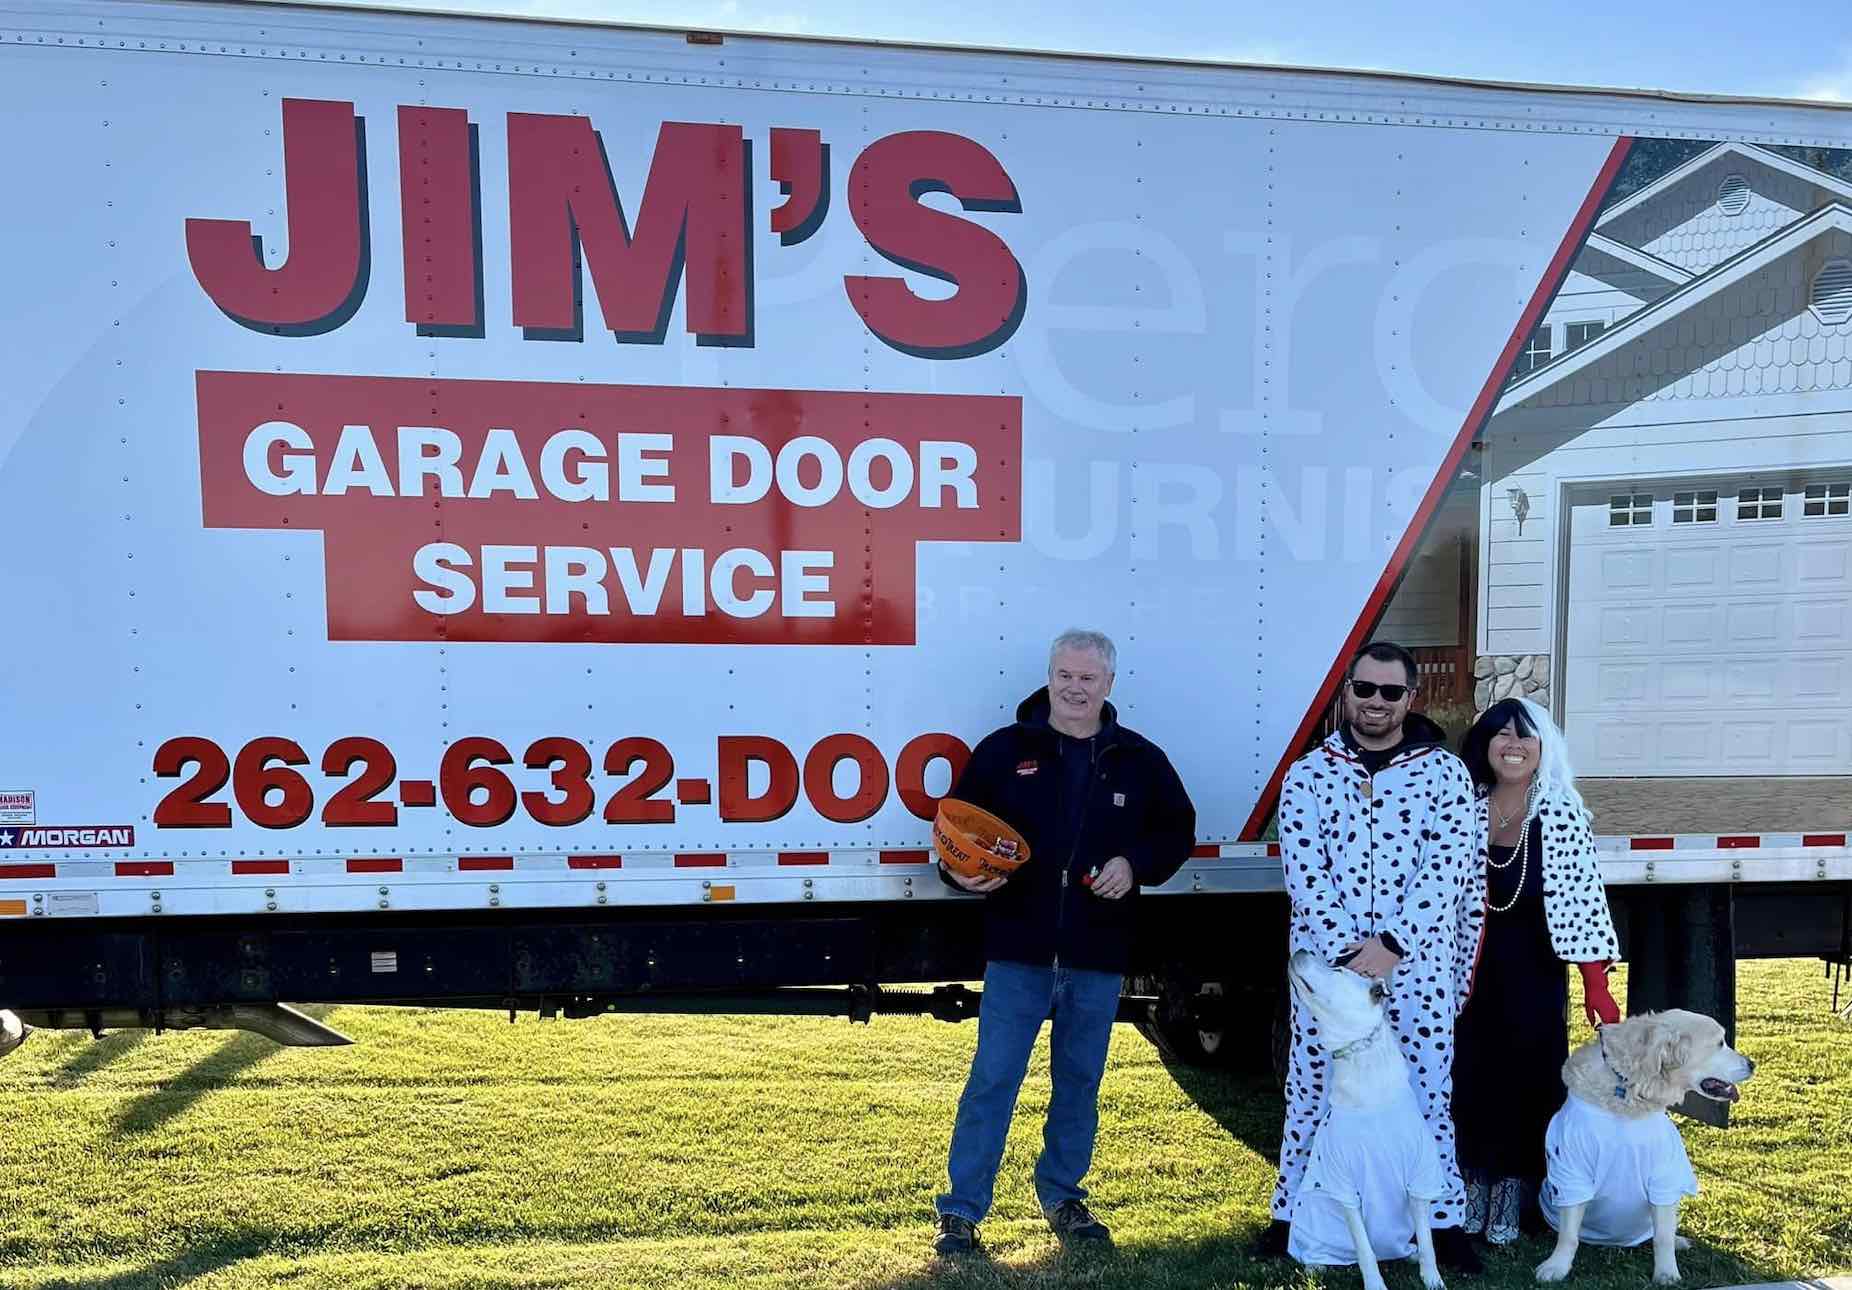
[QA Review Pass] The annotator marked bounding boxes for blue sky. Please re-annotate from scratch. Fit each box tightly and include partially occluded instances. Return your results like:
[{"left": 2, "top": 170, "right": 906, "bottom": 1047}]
[{"left": 314, "top": 0, "right": 1852, "bottom": 103}]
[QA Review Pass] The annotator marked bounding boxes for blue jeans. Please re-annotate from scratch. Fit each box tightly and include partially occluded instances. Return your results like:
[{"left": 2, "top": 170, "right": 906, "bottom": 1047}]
[{"left": 936, "top": 959, "right": 1123, "bottom": 1222}]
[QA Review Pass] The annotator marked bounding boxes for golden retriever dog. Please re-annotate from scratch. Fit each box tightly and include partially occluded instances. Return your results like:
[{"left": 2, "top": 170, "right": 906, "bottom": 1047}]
[
  {"left": 1535, "top": 1009, "right": 1753, "bottom": 1285},
  {"left": 1284, "top": 951, "right": 1446, "bottom": 1290}
]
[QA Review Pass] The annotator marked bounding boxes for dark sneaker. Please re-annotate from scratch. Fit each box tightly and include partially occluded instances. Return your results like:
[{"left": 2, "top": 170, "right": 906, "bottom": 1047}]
[
  {"left": 1251, "top": 1218, "right": 1291, "bottom": 1259},
  {"left": 933, "top": 1213, "right": 981, "bottom": 1257},
  {"left": 1434, "top": 1225, "right": 1484, "bottom": 1274},
  {"left": 1045, "top": 1199, "right": 1113, "bottom": 1247}
]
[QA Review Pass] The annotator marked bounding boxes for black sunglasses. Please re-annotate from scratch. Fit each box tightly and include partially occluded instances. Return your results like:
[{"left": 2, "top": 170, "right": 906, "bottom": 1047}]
[{"left": 1347, "top": 680, "right": 1411, "bottom": 702}]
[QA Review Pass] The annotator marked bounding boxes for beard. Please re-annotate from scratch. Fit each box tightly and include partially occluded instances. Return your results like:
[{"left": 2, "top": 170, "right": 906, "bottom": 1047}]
[{"left": 1345, "top": 701, "right": 1401, "bottom": 738}]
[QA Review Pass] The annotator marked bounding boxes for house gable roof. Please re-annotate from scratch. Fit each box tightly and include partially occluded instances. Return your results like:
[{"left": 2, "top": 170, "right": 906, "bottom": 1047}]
[
  {"left": 1596, "top": 141, "right": 1852, "bottom": 229},
  {"left": 1581, "top": 232, "right": 1694, "bottom": 285},
  {"left": 1496, "top": 202, "right": 1852, "bottom": 413}
]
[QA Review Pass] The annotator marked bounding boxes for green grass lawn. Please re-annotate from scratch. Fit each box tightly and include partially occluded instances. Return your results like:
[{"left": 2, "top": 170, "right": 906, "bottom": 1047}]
[{"left": 0, "top": 959, "right": 1847, "bottom": 1289}]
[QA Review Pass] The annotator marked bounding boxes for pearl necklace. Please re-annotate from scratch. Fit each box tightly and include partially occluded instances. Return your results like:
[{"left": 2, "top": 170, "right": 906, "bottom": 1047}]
[
  {"left": 1486, "top": 781, "right": 1536, "bottom": 870},
  {"left": 1491, "top": 778, "right": 1533, "bottom": 832},
  {"left": 1487, "top": 819, "right": 1530, "bottom": 913}
]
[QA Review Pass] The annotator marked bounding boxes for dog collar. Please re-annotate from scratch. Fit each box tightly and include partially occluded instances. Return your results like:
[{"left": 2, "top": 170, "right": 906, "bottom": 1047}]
[
  {"left": 1329, "top": 1020, "right": 1386, "bottom": 1061},
  {"left": 1597, "top": 1031, "right": 1631, "bottom": 1103}
]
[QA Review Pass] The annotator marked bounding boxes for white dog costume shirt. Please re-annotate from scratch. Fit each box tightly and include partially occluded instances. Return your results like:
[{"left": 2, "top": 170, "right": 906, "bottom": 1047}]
[
  {"left": 1540, "top": 1094, "right": 1699, "bottom": 1246},
  {"left": 1289, "top": 1076, "right": 1447, "bottom": 1266}
]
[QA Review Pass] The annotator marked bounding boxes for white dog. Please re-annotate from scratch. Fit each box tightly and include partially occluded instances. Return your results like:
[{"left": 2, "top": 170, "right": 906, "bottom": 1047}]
[
  {"left": 1284, "top": 950, "right": 1445, "bottom": 1290},
  {"left": 1536, "top": 1009, "right": 1754, "bottom": 1285}
]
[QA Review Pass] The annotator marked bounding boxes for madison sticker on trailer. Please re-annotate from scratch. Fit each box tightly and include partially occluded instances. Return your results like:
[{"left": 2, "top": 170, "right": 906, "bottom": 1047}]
[{"left": 0, "top": 0, "right": 1847, "bottom": 879}]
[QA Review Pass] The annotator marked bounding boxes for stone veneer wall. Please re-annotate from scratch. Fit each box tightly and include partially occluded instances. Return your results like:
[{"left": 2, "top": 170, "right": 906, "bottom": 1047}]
[{"left": 1473, "top": 654, "right": 1550, "bottom": 714}]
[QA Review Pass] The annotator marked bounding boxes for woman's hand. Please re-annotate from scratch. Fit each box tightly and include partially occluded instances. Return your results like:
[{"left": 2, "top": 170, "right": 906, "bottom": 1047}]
[
  {"left": 1343, "top": 935, "right": 1403, "bottom": 979},
  {"left": 1578, "top": 960, "right": 1620, "bottom": 1027}
]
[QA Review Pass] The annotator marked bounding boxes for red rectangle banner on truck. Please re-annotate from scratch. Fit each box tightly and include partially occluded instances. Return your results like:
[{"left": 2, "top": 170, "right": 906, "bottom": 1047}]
[{"left": 197, "top": 371, "right": 1020, "bottom": 644}]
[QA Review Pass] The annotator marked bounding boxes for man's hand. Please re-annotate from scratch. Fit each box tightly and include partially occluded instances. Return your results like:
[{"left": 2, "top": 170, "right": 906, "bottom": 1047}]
[
  {"left": 1342, "top": 935, "right": 1402, "bottom": 979},
  {"left": 942, "top": 864, "right": 1007, "bottom": 894},
  {"left": 1089, "top": 856, "right": 1135, "bottom": 900}
]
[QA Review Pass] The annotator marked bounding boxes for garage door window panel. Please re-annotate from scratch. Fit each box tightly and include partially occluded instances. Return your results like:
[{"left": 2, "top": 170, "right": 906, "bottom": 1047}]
[
  {"left": 1736, "top": 487, "right": 1783, "bottom": 521},
  {"left": 1609, "top": 493, "right": 1653, "bottom": 526},
  {"left": 1674, "top": 489, "right": 1718, "bottom": 523},
  {"left": 1803, "top": 482, "right": 1850, "bottom": 518}
]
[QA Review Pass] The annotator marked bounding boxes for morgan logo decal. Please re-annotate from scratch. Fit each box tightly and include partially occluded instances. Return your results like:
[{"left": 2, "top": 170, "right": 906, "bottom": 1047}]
[{"left": 1, "top": 826, "right": 136, "bottom": 849}]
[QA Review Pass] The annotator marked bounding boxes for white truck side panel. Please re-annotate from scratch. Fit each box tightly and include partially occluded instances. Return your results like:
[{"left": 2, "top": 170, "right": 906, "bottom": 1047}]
[{"left": 0, "top": 3, "right": 1847, "bottom": 907}]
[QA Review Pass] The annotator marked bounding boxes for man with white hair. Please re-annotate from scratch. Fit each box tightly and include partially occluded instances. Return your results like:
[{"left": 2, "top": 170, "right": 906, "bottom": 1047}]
[{"left": 932, "top": 629, "right": 1195, "bottom": 1257}]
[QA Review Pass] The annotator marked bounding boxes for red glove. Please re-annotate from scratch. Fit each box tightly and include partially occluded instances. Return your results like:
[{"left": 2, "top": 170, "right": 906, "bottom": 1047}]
[{"left": 1578, "top": 961, "right": 1621, "bottom": 1028}]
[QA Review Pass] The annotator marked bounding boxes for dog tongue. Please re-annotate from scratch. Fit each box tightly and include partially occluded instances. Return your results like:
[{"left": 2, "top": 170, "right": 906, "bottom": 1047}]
[{"left": 1700, "top": 1078, "right": 1740, "bottom": 1103}]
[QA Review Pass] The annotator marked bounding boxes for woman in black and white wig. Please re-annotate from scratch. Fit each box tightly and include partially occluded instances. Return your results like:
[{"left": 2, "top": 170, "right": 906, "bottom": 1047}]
[{"left": 1451, "top": 697, "right": 1622, "bottom": 1246}]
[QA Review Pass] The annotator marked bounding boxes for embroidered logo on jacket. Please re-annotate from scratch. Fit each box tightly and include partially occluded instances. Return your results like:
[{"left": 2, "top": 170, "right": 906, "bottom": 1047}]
[{"left": 1015, "top": 760, "right": 1039, "bottom": 776}]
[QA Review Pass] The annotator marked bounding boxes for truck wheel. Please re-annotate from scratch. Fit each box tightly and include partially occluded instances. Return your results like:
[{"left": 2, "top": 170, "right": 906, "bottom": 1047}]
[{"left": 1131, "top": 975, "right": 1245, "bottom": 1068}]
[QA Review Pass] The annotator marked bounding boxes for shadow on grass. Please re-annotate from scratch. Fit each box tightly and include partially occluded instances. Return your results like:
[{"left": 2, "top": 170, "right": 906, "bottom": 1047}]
[
  {"left": 1154, "top": 1056, "right": 1287, "bottom": 1170},
  {"left": 14, "top": 1231, "right": 270, "bottom": 1290},
  {"left": 859, "top": 1225, "right": 1783, "bottom": 1290},
  {"left": 50, "top": 1029, "right": 150, "bottom": 1088},
  {"left": 1475, "top": 1229, "right": 1780, "bottom": 1290},
  {"left": 858, "top": 1224, "right": 1329, "bottom": 1290},
  {"left": 0, "top": 1214, "right": 1791, "bottom": 1290},
  {"left": 108, "top": 1005, "right": 337, "bottom": 1136}
]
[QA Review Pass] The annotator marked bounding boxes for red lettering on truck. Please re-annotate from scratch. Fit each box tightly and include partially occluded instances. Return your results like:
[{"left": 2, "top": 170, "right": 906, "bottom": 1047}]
[
  {"left": 183, "top": 100, "right": 1022, "bottom": 357},
  {"left": 507, "top": 116, "right": 750, "bottom": 345},
  {"left": 843, "top": 130, "right": 1026, "bottom": 358},
  {"left": 146, "top": 734, "right": 969, "bottom": 832},
  {"left": 185, "top": 98, "right": 367, "bottom": 334},
  {"left": 398, "top": 106, "right": 482, "bottom": 336}
]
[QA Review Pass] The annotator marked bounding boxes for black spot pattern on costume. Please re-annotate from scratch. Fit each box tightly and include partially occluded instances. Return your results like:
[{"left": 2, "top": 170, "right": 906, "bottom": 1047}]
[
  {"left": 1271, "top": 732, "right": 1478, "bottom": 1226},
  {"left": 1462, "top": 790, "right": 1621, "bottom": 965}
]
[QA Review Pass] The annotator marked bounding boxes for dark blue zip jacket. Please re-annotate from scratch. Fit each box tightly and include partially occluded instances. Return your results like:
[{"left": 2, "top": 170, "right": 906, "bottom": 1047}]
[{"left": 941, "top": 687, "right": 1196, "bottom": 974}]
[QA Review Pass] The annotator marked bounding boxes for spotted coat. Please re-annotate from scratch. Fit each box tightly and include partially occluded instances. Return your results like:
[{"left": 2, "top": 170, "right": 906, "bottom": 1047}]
[
  {"left": 1271, "top": 729, "right": 1481, "bottom": 1226},
  {"left": 1468, "top": 787, "right": 1621, "bottom": 964}
]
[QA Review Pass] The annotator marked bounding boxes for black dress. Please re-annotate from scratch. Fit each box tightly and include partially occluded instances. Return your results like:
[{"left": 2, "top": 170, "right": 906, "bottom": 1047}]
[{"left": 1452, "top": 815, "right": 1567, "bottom": 1181}]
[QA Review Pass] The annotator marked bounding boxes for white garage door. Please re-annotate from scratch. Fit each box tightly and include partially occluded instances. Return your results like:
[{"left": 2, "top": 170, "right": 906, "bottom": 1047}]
[{"left": 1563, "top": 481, "right": 1852, "bottom": 776}]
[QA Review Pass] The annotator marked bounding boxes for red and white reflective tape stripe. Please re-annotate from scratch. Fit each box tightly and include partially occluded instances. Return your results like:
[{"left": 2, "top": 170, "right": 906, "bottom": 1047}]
[
  {"left": 1602, "top": 833, "right": 1848, "bottom": 852},
  {"left": 114, "top": 861, "right": 173, "bottom": 877},
  {"left": 5, "top": 832, "right": 1850, "bottom": 882},
  {"left": 0, "top": 863, "right": 57, "bottom": 880},
  {"left": 1187, "top": 843, "right": 1286, "bottom": 859},
  {"left": 346, "top": 857, "right": 403, "bottom": 874}
]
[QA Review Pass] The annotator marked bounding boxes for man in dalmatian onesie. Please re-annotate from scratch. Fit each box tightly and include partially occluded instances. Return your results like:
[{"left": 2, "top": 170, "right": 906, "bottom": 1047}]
[{"left": 1258, "top": 641, "right": 1485, "bottom": 1273}]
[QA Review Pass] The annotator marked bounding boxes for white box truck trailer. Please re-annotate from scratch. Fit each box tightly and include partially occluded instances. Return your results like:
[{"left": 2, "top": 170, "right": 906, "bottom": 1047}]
[{"left": 2, "top": 1, "right": 1849, "bottom": 1100}]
